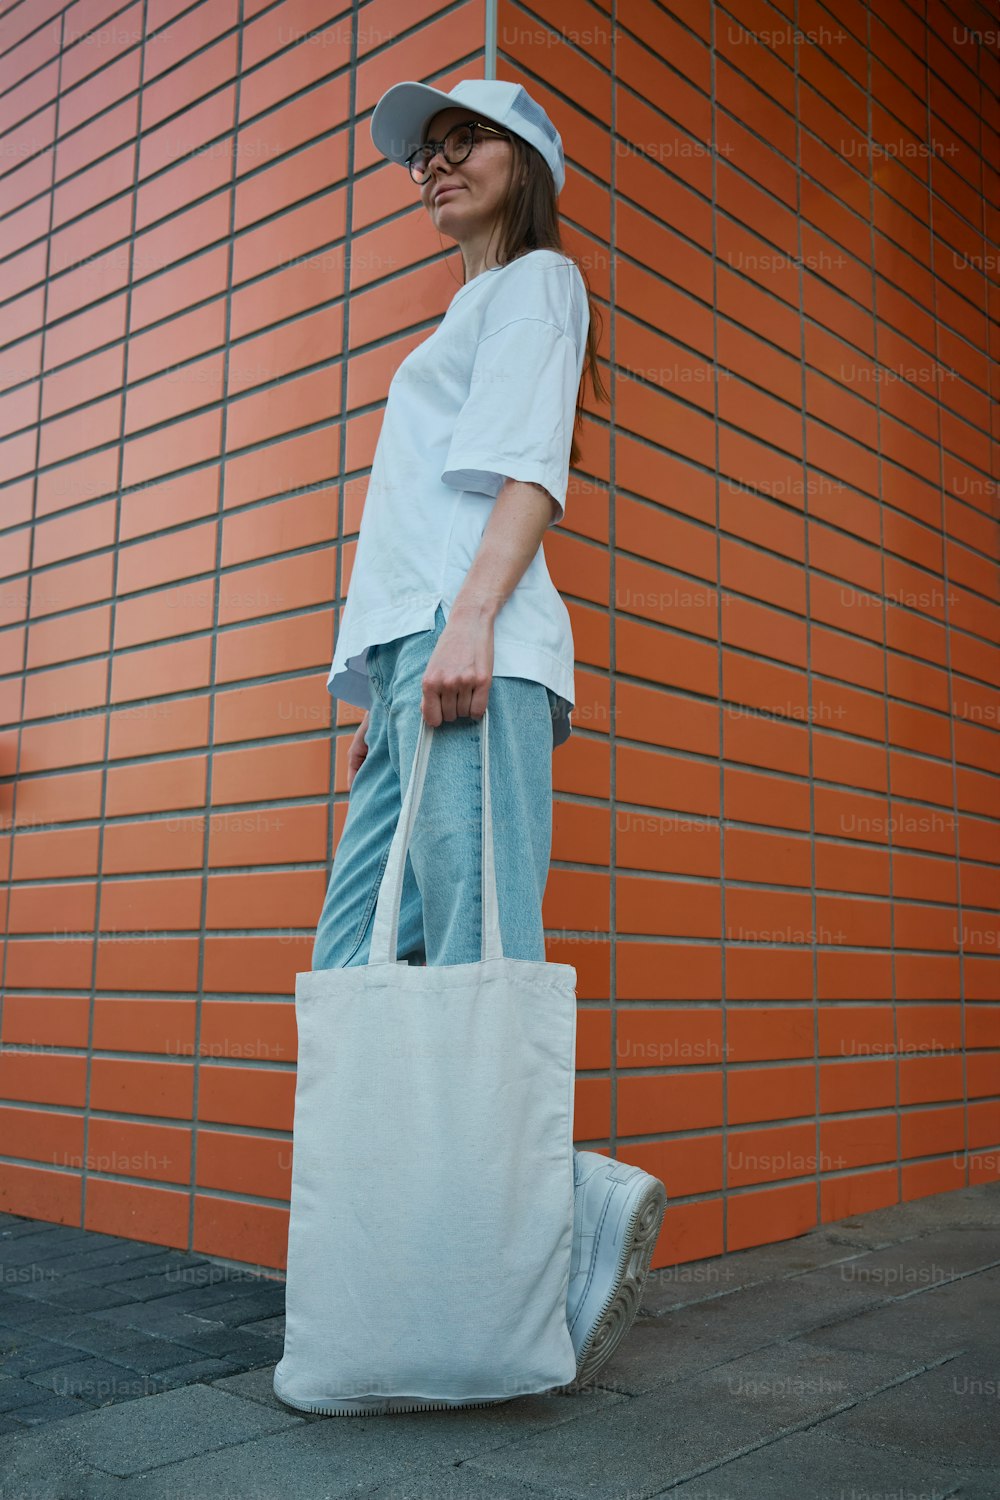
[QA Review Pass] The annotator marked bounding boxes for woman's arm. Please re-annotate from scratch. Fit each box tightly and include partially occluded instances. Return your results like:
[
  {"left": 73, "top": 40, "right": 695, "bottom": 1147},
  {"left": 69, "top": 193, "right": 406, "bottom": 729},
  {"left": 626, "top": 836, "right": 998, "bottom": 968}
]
[
  {"left": 420, "top": 477, "right": 558, "bottom": 726},
  {"left": 453, "top": 477, "right": 557, "bottom": 619}
]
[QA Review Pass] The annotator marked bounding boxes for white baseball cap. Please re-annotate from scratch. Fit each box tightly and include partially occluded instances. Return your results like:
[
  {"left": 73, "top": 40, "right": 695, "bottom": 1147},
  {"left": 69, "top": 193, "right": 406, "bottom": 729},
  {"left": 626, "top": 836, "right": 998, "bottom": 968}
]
[{"left": 370, "top": 79, "right": 566, "bottom": 195}]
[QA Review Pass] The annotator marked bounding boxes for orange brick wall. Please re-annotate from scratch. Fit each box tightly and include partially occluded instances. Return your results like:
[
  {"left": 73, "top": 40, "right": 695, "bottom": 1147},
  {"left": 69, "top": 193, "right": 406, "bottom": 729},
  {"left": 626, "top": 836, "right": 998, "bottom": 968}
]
[{"left": 0, "top": 1, "right": 997, "bottom": 1274}]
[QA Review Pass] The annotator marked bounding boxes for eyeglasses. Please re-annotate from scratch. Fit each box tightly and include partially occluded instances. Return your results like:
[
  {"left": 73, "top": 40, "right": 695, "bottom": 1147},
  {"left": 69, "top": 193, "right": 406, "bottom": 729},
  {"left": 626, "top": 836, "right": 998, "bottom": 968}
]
[{"left": 406, "top": 121, "right": 511, "bottom": 184}]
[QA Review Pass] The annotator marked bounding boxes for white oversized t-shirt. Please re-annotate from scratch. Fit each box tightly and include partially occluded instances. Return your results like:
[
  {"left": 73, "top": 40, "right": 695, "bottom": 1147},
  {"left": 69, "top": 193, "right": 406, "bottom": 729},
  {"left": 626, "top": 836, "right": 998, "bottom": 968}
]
[{"left": 326, "top": 247, "right": 590, "bottom": 749}]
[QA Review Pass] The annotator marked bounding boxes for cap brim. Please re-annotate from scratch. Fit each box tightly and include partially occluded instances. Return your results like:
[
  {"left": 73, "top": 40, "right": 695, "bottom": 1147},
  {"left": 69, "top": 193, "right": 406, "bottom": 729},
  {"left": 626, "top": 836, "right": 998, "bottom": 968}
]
[{"left": 370, "top": 82, "right": 470, "bottom": 168}]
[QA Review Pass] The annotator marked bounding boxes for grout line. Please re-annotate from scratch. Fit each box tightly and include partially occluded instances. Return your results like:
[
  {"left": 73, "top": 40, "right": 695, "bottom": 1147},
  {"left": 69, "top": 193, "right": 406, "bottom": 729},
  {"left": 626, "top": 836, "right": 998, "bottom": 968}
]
[
  {"left": 792, "top": 0, "right": 824, "bottom": 1233},
  {"left": 186, "top": 0, "right": 247, "bottom": 1255},
  {"left": 608, "top": 1, "right": 619, "bottom": 1158},
  {"left": 320, "top": 8, "right": 361, "bottom": 879},
  {"left": 77, "top": 0, "right": 149, "bottom": 1239},
  {"left": 710, "top": 0, "right": 729, "bottom": 1249}
]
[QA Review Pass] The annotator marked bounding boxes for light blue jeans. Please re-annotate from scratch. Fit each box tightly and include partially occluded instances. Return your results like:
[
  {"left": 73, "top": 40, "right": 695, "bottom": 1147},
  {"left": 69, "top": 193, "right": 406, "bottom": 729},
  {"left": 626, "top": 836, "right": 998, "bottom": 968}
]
[{"left": 311, "top": 605, "right": 560, "bottom": 970}]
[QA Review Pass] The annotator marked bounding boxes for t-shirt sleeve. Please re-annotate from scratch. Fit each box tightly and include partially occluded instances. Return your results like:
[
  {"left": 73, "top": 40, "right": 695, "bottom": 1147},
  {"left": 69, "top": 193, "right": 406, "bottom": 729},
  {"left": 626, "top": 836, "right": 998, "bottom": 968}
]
[{"left": 440, "top": 315, "right": 582, "bottom": 527}]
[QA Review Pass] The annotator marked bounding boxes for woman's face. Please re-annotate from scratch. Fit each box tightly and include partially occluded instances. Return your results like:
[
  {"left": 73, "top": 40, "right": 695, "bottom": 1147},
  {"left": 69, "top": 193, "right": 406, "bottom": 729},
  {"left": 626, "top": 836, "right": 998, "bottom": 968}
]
[{"left": 417, "top": 107, "right": 513, "bottom": 235}]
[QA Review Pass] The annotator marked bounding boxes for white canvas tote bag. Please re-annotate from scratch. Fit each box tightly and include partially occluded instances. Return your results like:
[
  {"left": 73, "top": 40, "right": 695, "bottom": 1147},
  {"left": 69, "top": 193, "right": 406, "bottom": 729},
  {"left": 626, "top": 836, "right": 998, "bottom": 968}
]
[{"left": 273, "top": 706, "right": 578, "bottom": 1415}]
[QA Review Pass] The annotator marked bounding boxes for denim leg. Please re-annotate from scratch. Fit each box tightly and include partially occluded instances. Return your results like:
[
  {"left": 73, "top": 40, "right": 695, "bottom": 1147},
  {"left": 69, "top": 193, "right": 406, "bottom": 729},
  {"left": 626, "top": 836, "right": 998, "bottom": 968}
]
[
  {"left": 311, "top": 604, "right": 556, "bottom": 970},
  {"left": 381, "top": 621, "right": 553, "bottom": 965},
  {"left": 310, "top": 668, "right": 425, "bottom": 970}
]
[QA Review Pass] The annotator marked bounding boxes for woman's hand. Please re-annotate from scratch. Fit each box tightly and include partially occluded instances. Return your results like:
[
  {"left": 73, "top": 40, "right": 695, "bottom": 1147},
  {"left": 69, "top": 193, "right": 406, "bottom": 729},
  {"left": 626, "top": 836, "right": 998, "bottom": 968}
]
[
  {"left": 421, "top": 606, "right": 495, "bottom": 726},
  {"left": 347, "top": 709, "right": 370, "bottom": 791}
]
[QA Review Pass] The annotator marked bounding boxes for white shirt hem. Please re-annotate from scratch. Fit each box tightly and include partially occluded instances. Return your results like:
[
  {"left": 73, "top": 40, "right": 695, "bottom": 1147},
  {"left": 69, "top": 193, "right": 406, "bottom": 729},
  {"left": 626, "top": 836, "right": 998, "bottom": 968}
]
[{"left": 326, "top": 595, "right": 575, "bottom": 749}]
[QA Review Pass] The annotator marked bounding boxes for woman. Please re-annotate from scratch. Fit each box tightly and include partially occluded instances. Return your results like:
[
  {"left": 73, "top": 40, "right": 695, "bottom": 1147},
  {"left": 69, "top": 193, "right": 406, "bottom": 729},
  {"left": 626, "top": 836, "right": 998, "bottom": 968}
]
[{"left": 311, "top": 79, "right": 666, "bottom": 1392}]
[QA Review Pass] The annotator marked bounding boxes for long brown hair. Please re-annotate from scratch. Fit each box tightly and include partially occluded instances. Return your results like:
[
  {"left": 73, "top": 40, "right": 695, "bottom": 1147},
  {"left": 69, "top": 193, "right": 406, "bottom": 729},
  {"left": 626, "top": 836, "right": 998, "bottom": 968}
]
[{"left": 451, "top": 129, "right": 609, "bottom": 472}]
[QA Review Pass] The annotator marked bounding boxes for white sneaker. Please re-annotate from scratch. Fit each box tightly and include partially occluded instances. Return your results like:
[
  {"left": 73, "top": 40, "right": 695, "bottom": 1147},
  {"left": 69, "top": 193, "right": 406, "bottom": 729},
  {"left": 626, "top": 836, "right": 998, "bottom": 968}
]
[
  {"left": 274, "top": 1391, "right": 512, "bottom": 1417},
  {"left": 565, "top": 1150, "right": 667, "bottom": 1385}
]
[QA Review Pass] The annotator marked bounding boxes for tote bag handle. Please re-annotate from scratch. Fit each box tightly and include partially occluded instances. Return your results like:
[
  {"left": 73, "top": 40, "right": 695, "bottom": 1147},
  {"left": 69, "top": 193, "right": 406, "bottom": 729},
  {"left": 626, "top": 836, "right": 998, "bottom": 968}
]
[{"left": 368, "top": 708, "right": 504, "bottom": 966}]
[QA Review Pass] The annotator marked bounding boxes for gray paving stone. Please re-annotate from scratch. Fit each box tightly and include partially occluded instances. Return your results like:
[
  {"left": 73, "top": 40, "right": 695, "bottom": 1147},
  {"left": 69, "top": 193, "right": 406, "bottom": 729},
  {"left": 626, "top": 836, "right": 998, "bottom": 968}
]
[
  {"left": 68, "top": 1300, "right": 230, "bottom": 1338},
  {"left": 690, "top": 1340, "right": 941, "bottom": 1416},
  {"left": 5, "top": 1280, "right": 145, "bottom": 1315},
  {"left": 583, "top": 1263, "right": 891, "bottom": 1392},
  {"left": 93, "top": 1284, "right": 223, "bottom": 1314},
  {"left": 0, "top": 1260, "right": 64, "bottom": 1295},
  {"left": 184, "top": 1290, "right": 286, "bottom": 1326},
  {"left": 28, "top": 1243, "right": 173, "bottom": 1279},
  {"left": 924, "top": 1262, "right": 1000, "bottom": 1314},
  {"left": 3, "top": 1311, "right": 186, "bottom": 1356},
  {"left": 84, "top": 1271, "right": 208, "bottom": 1304},
  {"left": 0, "top": 1228, "right": 133, "bottom": 1265},
  {"left": 148, "top": 1324, "right": 284, "bottom": 1366},
  {"left": 641, "top": 1253, "right": 787, "bottom": 1313},
  {"left": 0, "top": 1296, "right": 77, "bottom": 1329},
  {"left": 0, "top": 1450, "right": 128, "bottom": 1500},
  {"left": 824, "top": 1229, "right": 1000, "bottom": 1301},
  {"left": 0, "top": 1235, "right": 79, "bottom": 1268},
  {"left": 0, "top": 1337, "right": 82, "bottom": 1378},
  {"left": 0, "top": 1440, "right": 131, "bottom": 1499},
  {"left": 641, "top": 1231, "right": 884, "bottom": 1313},
  {"left": 26, "top": 1356, "right": 164, "bottom": 1407},
  {"left": 1, "top": 1274, "right": 69, "bottom": 1305},
  {"left": 0, "top": 1374, "right": 57, "bottom": 1415},
  {"left": 945, "top": 1473, "right": 1000, "bottom": 1500},
  {"left": 800, "top": 1265, "right": 1000, "bottom": 1361},
  {"left": 153, "top": 1357, "right": 251, "bottom": 1388},
  {"left": 0, "top": 1213, "right": 54, "bottom": 1231},
  {"left": 107, "top": 1249, "right": 210, "bottom": 1274},
  {"left": 125, "top": 1256, "right": 239, "bottom": 1286},
  {"left": 822, "top": 1344, "right": 1000, "bottom": 1469},
  {"left": 101, "top": 1281, "right": 286, "bottom": 1324},
  {"left": 98, "top": 1337, "right": 236, "bottom": 1376},
  {"left": 351, "top": 1472, "right": 562, "bottom": 1500},
  {"left": 0, "top": 1383, "right": 304, "bottom": 1483},
  {"left": 663, "top": 1426, "right": 973, "bottom": 1498},
  {"left": 641, "top": 1226, "right": 1000, "bottom": 1318},
  {"left": 154, "top": 1265, "right": 278, "bottom": 1299},
  {"left": 207, "top": 1364, "right": 315, "bottom": 1411},
  {"left": 100, "top": 1276, "right": 227, "bottom": 1304},
  {"left": 466, "top": 1343, "right": 948, "bottom": 1495},
  {"left": 1, "top": 1325, "right": 41, "bottom": 1352},
  {"left": 7, "top": 1393, "right": 95, "bottom": 1427},
  {"left": 240, "top": 1313, "right": 284, "bottom": 1338},
  {"left": 111, "top": 1385, "right": 621, "bottom": 1499},
  {"left": 164, "top": 1278, "right": 285, "bottom": 1309},
  {"left": 827, "top": 1185, "right": 1000, "bottom": 1245},
  {"left": 0, "top": 1188, "right": 996, "bottom": 1497},
  {"left": 71, "top": 1256, "right": 206, "bottom": 1288}
]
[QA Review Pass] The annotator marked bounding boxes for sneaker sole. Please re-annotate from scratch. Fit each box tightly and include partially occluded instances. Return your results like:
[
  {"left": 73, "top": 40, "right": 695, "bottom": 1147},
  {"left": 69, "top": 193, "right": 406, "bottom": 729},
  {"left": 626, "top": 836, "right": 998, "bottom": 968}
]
[
  {"left": 571, "top": 1174, "right": 667, "bottom": 1386},
  {"left": 273, "top": 1388, "right": 514, "bottom": 1417}
]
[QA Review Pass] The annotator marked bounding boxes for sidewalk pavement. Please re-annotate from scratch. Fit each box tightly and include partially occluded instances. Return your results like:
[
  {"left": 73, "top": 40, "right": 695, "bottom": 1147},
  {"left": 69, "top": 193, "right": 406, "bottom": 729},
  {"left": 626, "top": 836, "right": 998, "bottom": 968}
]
[{"left": 0, "top": 1181, "right": 998, "bottom": 1500}]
